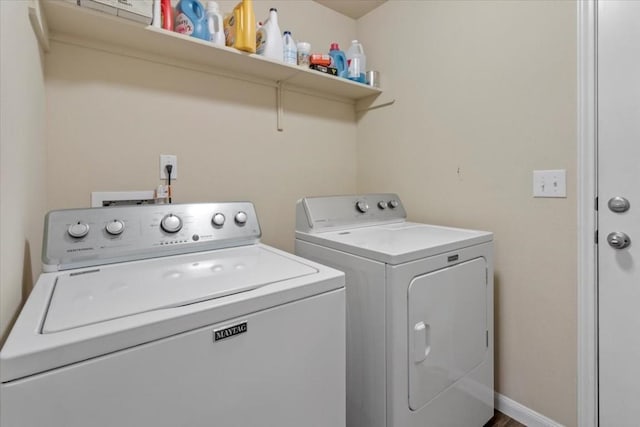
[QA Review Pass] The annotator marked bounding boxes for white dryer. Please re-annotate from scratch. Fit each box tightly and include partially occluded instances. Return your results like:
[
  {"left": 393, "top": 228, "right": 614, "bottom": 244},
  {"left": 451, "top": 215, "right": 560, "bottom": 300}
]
[
  {"left": 1, "top": 202, "right": 345, "bottom": 427},
  {"left": 295, "top": 194, "right": 494, "bottom": 427}
]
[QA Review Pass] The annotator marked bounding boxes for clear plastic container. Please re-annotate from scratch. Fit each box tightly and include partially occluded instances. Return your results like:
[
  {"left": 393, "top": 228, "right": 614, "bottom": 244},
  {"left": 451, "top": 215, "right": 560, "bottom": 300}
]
[{"left": 346, "top": 40, "right": 366, "bottom": 83}]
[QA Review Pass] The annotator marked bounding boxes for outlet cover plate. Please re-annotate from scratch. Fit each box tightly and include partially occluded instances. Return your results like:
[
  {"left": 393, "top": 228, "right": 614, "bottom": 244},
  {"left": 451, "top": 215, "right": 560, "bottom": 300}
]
[{"left": 160, "top": 154, "right": 177, "bottom": 180}]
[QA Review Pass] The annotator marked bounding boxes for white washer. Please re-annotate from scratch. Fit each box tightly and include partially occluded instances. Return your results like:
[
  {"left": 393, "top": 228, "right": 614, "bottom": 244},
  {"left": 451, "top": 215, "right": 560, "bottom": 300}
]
[
  {"left": 1, "top": 202, "right": 345, "bottom": 427},
  {"left": 295, "top": 194, "right": 494, "bottom": 427}
]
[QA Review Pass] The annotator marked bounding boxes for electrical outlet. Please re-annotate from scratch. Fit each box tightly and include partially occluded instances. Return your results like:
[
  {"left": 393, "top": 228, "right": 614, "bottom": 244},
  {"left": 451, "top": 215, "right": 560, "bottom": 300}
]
[
  {"left": 533, "top": 169, "right": 566, "bottom": 198},
  {"left": 160, "top": 154, "right": 177, "bottom": 180}
]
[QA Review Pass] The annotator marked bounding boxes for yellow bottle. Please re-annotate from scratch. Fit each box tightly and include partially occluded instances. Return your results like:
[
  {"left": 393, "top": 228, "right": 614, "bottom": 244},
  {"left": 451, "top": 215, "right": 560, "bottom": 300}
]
[{"left": 233, "top": 0, "right": 256, "bottom": 53}]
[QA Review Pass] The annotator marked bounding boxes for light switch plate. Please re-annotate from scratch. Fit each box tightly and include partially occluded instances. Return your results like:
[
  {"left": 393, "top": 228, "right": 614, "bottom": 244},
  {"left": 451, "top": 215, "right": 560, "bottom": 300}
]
[{"left": 533, "top": 169, "right": 566, "bottom": 198}]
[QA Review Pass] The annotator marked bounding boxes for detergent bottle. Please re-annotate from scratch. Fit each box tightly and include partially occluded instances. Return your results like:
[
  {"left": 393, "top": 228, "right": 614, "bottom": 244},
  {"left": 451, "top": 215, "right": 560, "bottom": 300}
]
[
  {"left": 175, "top": 0, "right": 210, "bottom": 41},
  {"left": 206, "top": 1, "right": 225, "bottom": 46},
  {"left": 328, "top": 43, "right": 347, "bottom": 78},
  {"left": 160, "top": 0, "right": 173, "bottom": 31},
  {"left": 153, "top": 0, "right": 174, "bottom": 30},
  {"left": 256, "top": 8, "right": 282, "bottom": 60},
  {"left": 346, "top": 40, "right": 367, "bottom": 83},
  {"left": 232, "top": 0, "right": 256, "bottom": 53}
]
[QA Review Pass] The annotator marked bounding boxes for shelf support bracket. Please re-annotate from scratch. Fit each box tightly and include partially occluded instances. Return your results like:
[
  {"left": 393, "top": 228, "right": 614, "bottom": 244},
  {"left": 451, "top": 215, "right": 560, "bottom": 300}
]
[
  {"left": 355, "top": 93, "right": 395, "bottom": 113},
  {"left": 276, "top": 81, "right": 284, "bottom": 132}
]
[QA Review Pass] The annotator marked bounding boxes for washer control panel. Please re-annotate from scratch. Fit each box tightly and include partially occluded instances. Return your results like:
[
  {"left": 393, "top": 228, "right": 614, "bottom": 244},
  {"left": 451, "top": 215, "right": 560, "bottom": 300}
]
[
  {"left": 43, "top": 202, "right": 261, "bottom": 271},
  {"left": 296, "top": 193, "right": 406, "bottom": 233}
]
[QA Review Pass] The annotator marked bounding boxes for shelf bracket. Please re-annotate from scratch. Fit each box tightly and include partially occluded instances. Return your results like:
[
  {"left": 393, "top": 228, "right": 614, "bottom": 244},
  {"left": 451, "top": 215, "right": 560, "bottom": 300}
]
[
  {"left": 355, "top": 93, "right": 395, "bottom": 113},
  {"left": 276, "top": 81, "right": 284, "bottom": 132}
]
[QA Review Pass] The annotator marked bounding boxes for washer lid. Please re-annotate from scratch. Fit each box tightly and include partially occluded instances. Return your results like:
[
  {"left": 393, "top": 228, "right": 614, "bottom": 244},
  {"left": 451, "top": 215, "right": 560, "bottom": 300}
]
[
  {"left": 1, "top": 244, "right": 344, "bottom": 383},
  {"left": 43, "top": 245, "right": 317, "bottom": 333},
  {"left": 296, "top": 222, "right": 493, "bottom": 264}
]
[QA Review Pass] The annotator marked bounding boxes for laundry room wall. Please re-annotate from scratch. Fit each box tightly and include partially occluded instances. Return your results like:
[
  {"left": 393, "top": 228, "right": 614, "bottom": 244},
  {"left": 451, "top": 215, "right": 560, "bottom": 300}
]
[
  {"left": 356, "top": 1, "right": 577, "bottom": 426},
  {"left": 44, "top": 0, "right": 358, "bottom": 254},
  {"left": 0, "top": 2, "right": 48, "bottom": 343}
]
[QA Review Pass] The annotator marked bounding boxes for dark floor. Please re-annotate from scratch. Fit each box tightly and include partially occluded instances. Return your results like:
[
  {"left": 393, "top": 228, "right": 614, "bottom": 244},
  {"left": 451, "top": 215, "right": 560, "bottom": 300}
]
[{"left": 484, "top": 410, "right": 527, "bottom": 427}]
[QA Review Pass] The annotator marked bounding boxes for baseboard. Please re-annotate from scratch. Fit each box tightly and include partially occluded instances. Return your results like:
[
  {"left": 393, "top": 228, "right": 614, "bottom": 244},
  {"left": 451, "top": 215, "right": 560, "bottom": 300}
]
[{"left": 494, "top": 392, "right": 565, "bottom": 427}]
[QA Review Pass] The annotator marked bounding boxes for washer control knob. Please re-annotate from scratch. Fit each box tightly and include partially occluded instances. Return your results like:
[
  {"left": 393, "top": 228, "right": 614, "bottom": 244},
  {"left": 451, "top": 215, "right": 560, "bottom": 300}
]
[
  {"left": 161, "top": 214, "right": 182, "bottom": 233},
  {"left": 356, "top": 201, "right": 369, "bottom": 213},
  {"left": 235, "top": 211, "right": 248, "bottom": 225},
  {"left": 105, "top": 220, "right": 125, "bottom": 236},
  {"left": 212, "top": 213, "right": 226, "bottom": 227},
  {"left": 68, "top": 222, "right": 90, "bottom": 238},
  {"left": 378, "top": 201, "right": 388, "bottom": 210},
  {"left": 388, "top": 200, "right": 399, "bottom": 209}
]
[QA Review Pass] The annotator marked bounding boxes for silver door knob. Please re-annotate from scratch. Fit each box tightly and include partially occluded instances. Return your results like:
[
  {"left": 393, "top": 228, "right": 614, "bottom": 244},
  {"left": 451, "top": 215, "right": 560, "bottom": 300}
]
[
  {"left": 607, "top": 232, "right": 631, "bottom": 249},
  {"left": 608, "top": 196, "right": 630, "bottom": 213}
]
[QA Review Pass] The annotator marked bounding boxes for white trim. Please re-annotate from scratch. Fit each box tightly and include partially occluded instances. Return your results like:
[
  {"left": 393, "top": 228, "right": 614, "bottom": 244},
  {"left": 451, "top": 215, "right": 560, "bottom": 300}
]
[
  {"left": 495, "top": 393, "right": 564, "bottom": 427},
  {"left": 28, "top": 0, "right": 50, "bottom": 52},
  {"left": 577, "top": 1, "right": 598, "bottom": 427},
  {"left": 91, "top": 191, "right": 156, "bottom": 207}
]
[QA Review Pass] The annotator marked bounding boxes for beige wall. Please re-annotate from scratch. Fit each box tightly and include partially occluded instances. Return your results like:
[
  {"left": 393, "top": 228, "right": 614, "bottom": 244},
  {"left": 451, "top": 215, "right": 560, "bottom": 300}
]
[
  {"left": 3, "top": 1, "right": 580, "bottom": 425},
  {"left": 45, "top": 0, "right": 358, "bottom": 253},
  {"left": 357, "top": 1, "right": 577, "bottom": 425},
  {"left": 0, "top": 2, "right": 48, "bottom": 342}
]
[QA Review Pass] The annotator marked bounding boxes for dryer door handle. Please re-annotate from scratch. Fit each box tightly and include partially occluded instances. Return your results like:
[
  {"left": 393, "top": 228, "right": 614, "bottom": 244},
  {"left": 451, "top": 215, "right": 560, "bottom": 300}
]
[{"left": 413, "top": 321, "right": 431, "bottom": 363}]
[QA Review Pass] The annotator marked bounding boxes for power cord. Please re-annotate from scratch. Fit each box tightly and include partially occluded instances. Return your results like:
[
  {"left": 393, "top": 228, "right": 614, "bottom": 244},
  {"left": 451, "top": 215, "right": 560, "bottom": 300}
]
[{"left": 165, "top": 164, "right": 173, "bottom": 204}]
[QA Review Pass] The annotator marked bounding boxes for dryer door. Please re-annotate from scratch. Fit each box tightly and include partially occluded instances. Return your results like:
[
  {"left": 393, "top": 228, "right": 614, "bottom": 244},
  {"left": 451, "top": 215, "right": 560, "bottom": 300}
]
[{"left": 408, "top": 257, "right": 488, "bottom": 411}]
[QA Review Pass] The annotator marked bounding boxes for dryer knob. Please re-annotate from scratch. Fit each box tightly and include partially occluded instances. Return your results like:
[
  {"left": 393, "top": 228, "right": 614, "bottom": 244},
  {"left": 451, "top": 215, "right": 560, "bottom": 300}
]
[
  {"left": 378, "top": 201, "right": 388, "bottom": 210},
  {"left": 235, "top": 211, "right": 248, "bottom": 225},
  {"left": 356, "top": 201, "right": 369, "bottom": 213},
  {"left": 388, "top": 200, "right": 399, "bottom": 209},
  {"left": 68, "top": 222, "right": 90, "bottom": 238},
  {"left": 212, "top": 213, "right": 226, "bottom": 227},
  {"left": 161, "top": 214, "right": 183, "bottom": 233},
  {"left": 105, "top": 220, "right": 125, "bottom": 236}
]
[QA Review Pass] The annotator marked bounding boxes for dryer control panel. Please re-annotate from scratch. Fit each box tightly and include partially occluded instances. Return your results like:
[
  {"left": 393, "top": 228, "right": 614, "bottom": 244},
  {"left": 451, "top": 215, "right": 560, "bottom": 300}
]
[
  {"left": 43, "top": 202, "right": 261, "bottom": 271},
  {"left": 296, "top": 193, "right": 407, "bottom": 233}
]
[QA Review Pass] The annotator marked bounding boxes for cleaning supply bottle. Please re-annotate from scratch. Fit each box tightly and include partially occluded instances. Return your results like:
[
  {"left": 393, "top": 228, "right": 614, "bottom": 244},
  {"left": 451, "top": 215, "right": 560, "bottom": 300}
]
[
  {"left": 206, "top": 1, "right": 225, "bottom": 46},
  {"left": 283, "top": 31, "right": 297, "bottom": 65},
  {"left": 232, "top": 0, "right": 256, "bottom": 53},
  {"left": 328, "top": 42, "right": 347, "bottom": 78},
  {"left": 175, "top": 0, "right": 210, "bottom": 41},
  {"left": 161, "top": 0, "right": 173, "bottom": 31},
  {"left": 256, "top": 8, "right": 282, "bottom": 61},
  {"left": 153, "top": 0, "right": 161, "bottom": 28},
  {"left": 346, "top": 40, "right": 367, "bottom": 83}
]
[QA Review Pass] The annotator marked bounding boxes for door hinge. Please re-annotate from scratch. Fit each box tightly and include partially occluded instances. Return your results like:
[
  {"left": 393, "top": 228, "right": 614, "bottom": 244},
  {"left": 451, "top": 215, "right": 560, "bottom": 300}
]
[
  {"left": 485, "top": 268, "right": 488, "bottom": 285},
  {"left": 595, "top": 229, "right": 599, "bottom": 244},
  {"left": 595, "top": 196, "right": 598, "bottom": 211},
  {"left": 486, "top": 330, "right": 489, "bottom": 347}
]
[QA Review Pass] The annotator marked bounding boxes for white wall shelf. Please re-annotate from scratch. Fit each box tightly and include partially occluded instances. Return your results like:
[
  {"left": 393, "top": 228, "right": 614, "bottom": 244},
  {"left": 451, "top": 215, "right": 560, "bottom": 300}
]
[{"left": 41, "top": 0, "right": 383, "bottom": 103}]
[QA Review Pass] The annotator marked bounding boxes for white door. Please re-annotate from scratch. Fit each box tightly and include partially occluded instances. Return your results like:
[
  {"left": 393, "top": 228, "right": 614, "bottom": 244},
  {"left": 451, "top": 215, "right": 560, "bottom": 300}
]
[{"left": 597, "top": 1, "right": 640, "bottom": 425}]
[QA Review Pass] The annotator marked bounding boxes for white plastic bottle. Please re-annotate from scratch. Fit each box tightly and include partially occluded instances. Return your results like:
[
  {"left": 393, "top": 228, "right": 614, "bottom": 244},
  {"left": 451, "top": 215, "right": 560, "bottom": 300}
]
[
  {"left": 256, "top": 8, "right": 283, "bottom": 61},
  {"left": 283, "top": 31, "right": 297, "bottom": 65},
  {"left": 346, "top": 40, "right": 367, "bottom": 83},
  {"left": 206, "top": 1, "right": 225, "bottom": 46}
]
